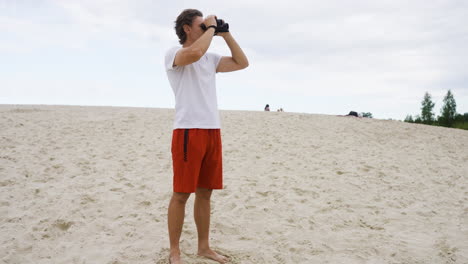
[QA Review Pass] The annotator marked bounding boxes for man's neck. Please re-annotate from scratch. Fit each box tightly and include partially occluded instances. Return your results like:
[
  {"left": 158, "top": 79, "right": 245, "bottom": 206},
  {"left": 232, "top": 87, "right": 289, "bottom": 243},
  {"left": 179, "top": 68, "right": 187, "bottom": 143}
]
[{"left": 182, "top": 39, "right": 194, "bottom": 48}]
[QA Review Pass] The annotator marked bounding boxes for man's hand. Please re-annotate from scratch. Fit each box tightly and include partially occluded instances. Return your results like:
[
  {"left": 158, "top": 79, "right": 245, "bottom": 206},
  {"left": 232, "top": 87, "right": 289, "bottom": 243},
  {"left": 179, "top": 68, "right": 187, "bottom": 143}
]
[{"left": 203, "top": 15, "right": 217, "bottom": 28}]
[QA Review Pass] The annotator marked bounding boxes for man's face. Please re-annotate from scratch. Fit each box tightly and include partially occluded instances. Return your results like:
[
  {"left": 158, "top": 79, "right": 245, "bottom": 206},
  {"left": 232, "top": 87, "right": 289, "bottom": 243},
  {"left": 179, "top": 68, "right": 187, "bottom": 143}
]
[{"left": 188, "top": 16, "right": 205, "bottom": 41}]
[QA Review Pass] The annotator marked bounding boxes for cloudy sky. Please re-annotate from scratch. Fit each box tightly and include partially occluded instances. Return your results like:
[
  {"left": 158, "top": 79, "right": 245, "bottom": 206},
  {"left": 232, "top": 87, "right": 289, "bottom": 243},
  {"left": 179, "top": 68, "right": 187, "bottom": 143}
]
[{"left": 1, "top": 0, "right": 467, "bottom": 120}]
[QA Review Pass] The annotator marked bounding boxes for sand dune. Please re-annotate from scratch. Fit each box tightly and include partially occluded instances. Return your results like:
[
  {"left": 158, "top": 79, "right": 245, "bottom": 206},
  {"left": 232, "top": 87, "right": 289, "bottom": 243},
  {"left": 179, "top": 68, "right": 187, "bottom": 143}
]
[{"left": 1, "top": 105, "right": 467, "bottom": 264}]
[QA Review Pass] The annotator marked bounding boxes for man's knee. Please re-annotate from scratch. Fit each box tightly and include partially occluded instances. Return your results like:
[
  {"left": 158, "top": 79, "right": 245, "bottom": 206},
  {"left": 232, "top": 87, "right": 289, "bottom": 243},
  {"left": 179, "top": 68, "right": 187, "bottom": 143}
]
[
  {"left": 171, "top": 192, "right": 191, "bottom": 204},
  {"left": 195, "top": 188, "right": 212, "bottom": 200}
]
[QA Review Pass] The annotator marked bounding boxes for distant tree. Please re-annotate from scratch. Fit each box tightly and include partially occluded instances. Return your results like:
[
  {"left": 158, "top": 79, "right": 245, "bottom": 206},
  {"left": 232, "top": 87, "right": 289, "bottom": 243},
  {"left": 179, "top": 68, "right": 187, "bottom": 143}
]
[
  {"left": 362, "top": 112, "right": 373, "bottom": 118},
  {"left": 439, "top": 90, "right": 457, "bottom": 127},
  {"left": 436, "top": 115, "right": 442, "bottom": 125},
  {"left": 414, "top": 115, "right": 422, "bottom": 124},
  {"left": 404, "top": 115, "right": 414, "bottom": 123},
  {"left": 464, "top": 113, "right": 468, "bottom": 122},
  {"left": 455, "top": 113, "right": 464, "bottom": 123},
  {"left": 420, "top": 92, "right": 435, "bottom": 125}
]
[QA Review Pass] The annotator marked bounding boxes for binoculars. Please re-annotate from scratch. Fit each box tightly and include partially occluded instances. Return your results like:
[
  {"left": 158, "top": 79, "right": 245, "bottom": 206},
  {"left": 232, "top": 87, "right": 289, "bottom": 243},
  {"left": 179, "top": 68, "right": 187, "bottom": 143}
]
[{"left": 200, "top": 18, "right": 229, "bottom": 35}]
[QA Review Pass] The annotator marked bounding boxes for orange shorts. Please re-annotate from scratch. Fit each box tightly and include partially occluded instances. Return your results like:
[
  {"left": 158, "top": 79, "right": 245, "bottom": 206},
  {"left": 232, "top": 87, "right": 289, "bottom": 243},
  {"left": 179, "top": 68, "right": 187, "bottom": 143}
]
[{"left": 171, "top": 129, "right": 223, "bottom": 193}]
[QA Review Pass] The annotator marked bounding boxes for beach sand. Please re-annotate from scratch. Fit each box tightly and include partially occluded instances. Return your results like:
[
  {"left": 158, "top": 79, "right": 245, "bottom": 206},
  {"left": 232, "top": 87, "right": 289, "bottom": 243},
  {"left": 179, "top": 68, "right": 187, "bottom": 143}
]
[{"left": 1, "top": 104, "right": 467, "bottom": 264}]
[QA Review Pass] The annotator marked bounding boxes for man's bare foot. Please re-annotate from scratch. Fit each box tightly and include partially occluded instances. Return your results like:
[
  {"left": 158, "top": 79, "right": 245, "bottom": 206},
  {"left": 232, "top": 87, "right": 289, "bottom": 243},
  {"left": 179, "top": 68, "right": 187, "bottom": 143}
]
[
  {"left": 198, "top": 249, "right": 229, "bottom": 263},
  {"left": 169, "top": 250, "right": 183, "bottom": 264}
]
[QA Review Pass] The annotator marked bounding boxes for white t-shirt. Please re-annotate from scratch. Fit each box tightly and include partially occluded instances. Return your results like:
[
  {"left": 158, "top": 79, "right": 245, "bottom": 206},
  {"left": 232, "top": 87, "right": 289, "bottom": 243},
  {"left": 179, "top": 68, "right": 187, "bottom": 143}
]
[{"left": 165, "top": 46, "right": 223, "bottom": 129}]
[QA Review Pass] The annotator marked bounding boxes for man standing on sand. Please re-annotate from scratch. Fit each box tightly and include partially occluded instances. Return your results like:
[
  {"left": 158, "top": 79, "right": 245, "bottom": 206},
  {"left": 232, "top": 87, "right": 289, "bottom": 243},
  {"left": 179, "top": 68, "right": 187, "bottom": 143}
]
[{"left": 164, "top": 9, "right": 249, "bottom": 264}]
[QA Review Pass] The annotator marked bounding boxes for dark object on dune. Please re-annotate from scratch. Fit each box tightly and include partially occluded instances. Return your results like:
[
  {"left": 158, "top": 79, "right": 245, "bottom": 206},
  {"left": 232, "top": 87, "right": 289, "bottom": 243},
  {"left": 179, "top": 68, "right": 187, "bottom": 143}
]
[{"left": 347, "top": 111, "right": 358, "bottom": 117}]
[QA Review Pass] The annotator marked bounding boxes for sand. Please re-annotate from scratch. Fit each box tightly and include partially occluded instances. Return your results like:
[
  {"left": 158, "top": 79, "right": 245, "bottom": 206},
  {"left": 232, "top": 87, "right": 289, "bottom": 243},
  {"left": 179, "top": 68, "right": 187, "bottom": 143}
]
[{"left": 0, "top": 104, "right": 467, "bottom": 264}]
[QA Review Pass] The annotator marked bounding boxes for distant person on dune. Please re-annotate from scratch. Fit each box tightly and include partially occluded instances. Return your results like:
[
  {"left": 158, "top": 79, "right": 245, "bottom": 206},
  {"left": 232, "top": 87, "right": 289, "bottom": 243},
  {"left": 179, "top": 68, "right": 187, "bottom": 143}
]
[
  {"left": 164, "top": 9, "right": 249, "bottom": 264},
  {"left": 264, "top": 104, "right": 270, "bottom": 111}
]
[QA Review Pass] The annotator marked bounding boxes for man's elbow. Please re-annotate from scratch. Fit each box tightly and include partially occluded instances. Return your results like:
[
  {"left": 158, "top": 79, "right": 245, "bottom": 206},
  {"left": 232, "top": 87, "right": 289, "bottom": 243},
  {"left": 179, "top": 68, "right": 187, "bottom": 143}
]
[
  {"left": 188, "top": 48, "right": 204, "bottom": 62},
  {"left": 240, "top": 60, "right": 249, "bottom": 69}
]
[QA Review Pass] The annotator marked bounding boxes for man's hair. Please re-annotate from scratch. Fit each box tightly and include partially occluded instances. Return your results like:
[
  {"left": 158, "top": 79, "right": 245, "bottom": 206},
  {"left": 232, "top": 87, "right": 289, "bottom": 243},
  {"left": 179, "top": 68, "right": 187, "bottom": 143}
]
[{"left": 174, "top": 9, "right": 203, "bottom": 45}]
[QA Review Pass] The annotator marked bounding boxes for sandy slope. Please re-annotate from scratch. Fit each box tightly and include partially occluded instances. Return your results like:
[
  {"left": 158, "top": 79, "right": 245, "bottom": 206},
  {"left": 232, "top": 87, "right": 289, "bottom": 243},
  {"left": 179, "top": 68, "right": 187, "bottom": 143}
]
[{"left": 1, "top": 105, "right": 467, "bottom": 264}]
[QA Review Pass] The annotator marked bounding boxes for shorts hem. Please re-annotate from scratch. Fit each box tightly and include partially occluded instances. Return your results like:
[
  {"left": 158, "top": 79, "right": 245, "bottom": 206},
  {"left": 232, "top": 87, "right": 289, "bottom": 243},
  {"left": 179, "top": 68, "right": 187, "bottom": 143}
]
[{"left": 173, "top": 186, "right": 223, "bottom": 193}]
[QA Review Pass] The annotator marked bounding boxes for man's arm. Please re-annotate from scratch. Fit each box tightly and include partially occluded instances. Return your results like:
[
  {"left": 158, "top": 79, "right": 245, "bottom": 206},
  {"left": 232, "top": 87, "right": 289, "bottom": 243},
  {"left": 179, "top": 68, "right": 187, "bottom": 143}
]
[
  {"left": 173, "top": 16, "right": 217, "bottom": 67},
  {"left": 216, "top": 32, "right": 249, "bottom": 73}
]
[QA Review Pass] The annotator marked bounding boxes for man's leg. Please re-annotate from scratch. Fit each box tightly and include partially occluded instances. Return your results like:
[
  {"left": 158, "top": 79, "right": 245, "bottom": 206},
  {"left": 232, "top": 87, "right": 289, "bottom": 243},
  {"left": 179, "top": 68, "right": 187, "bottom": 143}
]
[
  {"left": 194, "top": 188, "right": 228, "bottom": 263},
  {"left": 168, "top": 192, "right": 191, "bottom": 264},
  {"left": 194, "top": 188, "right": 212, "bottom": 249}
]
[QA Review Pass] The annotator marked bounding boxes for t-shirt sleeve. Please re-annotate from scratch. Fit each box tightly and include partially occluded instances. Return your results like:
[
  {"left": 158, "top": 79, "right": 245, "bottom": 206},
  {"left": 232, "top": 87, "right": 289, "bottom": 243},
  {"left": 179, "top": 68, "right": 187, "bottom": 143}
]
[
  {"left": 165, "top": 47, "right": 180, "bottom": 71},
  {"left": 208, "top": 52, "right": 222, "bottom": 72}
]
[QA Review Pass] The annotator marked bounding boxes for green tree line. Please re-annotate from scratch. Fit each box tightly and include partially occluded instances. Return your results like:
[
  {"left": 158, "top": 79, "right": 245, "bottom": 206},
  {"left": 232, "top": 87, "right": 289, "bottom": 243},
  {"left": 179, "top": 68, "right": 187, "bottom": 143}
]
[{"left": 404, "top": 90, "right": 468, "bottom": 130}]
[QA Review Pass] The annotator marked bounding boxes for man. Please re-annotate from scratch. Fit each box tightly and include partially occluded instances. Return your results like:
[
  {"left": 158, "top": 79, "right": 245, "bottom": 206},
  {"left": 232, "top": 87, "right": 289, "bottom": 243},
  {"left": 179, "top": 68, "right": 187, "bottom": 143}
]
[{"left": 164, "top": 9, "right": 249, "bottom": 264}]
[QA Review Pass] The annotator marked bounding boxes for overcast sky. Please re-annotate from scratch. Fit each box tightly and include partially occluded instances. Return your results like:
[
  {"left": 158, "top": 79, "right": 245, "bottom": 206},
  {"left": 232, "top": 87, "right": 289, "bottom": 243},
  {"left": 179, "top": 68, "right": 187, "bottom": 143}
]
[{"left": 1, "top": 0, "right": 467, "bottom": 120}]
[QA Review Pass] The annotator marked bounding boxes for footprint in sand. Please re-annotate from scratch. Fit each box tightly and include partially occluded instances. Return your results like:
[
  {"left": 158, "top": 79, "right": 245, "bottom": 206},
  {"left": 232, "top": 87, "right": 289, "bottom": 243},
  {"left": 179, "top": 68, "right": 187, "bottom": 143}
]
[
  {"left": 435, "top": 239, "right": 458, "bottom": 263},
  {"left": 53, "top": 219, "right": 73, "bottom": 231}
]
